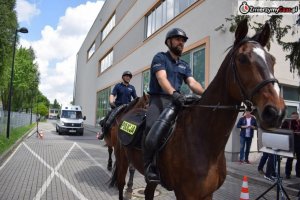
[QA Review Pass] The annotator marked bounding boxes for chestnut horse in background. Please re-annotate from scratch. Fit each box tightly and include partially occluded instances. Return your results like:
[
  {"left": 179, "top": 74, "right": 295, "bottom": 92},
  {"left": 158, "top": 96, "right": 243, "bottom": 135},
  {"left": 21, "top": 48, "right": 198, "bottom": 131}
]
[
  {"left": 103, "top": 92, "right": 149, "bottom": 196},
  {"left": 110, "top": 19, "right": 286, "bottom": 200}
]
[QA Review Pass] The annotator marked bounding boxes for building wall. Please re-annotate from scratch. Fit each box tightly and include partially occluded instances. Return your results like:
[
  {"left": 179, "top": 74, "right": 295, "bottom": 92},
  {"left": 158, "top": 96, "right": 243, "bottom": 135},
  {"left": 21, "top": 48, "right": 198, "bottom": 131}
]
[{"left": 75, "top": 0, "right": 300, "bottom": 161}]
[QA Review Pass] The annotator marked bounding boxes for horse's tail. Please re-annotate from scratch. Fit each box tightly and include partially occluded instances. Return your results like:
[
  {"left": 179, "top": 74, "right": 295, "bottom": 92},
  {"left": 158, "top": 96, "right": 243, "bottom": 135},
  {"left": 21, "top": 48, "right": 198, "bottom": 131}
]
[{"left": 109, "top": 157, "right": 118, "bottom": 188}]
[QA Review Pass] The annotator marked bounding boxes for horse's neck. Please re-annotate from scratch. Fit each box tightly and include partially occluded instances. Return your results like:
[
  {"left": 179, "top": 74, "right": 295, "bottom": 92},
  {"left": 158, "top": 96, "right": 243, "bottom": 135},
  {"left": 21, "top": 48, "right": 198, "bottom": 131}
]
[{"left": 186, "top": 65, "right": 240, "bottom": 152}]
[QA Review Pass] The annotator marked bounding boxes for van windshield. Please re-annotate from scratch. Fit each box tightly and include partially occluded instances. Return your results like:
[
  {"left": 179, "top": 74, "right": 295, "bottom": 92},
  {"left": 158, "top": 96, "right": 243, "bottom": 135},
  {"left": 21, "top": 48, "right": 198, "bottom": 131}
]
[{"left": 61, "top": 110, "right": 83, "bottom": 119}]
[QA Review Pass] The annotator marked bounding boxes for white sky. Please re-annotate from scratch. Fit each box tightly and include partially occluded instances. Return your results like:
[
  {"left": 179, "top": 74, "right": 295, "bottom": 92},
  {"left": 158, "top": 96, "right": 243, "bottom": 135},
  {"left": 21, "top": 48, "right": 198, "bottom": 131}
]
[{"left": 16, "top": 0, "right": 104, "bottom": 106}]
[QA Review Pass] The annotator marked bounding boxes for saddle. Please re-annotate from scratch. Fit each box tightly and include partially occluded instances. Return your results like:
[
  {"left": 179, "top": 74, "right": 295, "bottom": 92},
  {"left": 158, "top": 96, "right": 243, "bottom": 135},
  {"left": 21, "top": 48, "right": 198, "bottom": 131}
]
[
  {"left": 102, "top": 104, "right": 127, "bottom": 134},
  {"left": 119, "top": 108, "right": 147, "bottom": 148}
]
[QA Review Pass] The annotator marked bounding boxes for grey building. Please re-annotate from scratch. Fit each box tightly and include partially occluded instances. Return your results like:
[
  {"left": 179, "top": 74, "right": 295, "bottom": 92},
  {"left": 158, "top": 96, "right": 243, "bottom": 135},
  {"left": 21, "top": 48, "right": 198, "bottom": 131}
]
[{"left": 74, "top": 0, "right": 300, "bottom": 160}]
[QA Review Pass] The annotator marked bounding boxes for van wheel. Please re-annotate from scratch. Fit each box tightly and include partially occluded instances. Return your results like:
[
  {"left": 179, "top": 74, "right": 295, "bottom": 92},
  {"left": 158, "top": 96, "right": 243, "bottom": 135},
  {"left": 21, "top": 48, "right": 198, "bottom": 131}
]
[
  {"left": 58, "top": 127, "right": 62, "bottom": 135},
  {"left": 79, "top": 131, "right": 83, "bottom": 136}
]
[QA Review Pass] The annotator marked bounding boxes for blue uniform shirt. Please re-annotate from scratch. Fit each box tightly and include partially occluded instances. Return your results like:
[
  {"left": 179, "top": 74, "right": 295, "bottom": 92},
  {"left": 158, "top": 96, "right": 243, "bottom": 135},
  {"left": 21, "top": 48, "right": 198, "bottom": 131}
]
[
  {"left": 111, "top": 82, "right": 137, "bottom": 106},
  {"left": 149, "top": 51, "right": 192, "bottom": 95}
]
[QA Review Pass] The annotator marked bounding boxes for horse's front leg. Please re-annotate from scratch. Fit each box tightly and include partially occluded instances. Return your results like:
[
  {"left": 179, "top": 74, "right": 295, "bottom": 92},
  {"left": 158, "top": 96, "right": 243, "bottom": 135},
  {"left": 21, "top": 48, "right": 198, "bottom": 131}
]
[
  {"left": 107, "top": 146, "right": 113, "bottom": 171},
  {"left": 144, "top": 182, "right": 158, "bottom": 200},
  {"left": 124, "top": 164, "right": 135, "bottom": 199}
]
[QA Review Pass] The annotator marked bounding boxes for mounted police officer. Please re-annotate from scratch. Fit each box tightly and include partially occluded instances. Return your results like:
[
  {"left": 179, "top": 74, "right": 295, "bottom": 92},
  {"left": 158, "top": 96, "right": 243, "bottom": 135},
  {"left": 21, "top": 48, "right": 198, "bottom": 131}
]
[
  {"left": 143, "top": 28, "right": 205, "bottom": 183},
  {"left": 99, "top": 71, "right": 137, "bottom": 139}
]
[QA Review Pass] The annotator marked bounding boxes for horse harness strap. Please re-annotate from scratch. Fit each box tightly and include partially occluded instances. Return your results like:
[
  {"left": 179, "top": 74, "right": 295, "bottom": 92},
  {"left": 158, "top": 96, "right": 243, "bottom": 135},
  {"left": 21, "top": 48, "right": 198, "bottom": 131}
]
[
  {"left": 230, "top": 40, "right": 279, "bottom": 111},
  {"left": 249, "top": 78, "right": 279, "bottom": 100},
  {"left": 182, "top": 95, "right": 247, "bottom": 112},
  {"left": 185, "top": 103, "right": 246, "bottom": 111}
]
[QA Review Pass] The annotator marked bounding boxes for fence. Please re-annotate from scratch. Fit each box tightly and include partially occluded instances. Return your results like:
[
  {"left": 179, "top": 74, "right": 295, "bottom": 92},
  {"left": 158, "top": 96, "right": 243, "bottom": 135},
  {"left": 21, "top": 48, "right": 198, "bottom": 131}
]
[{"left": 0, "top": 110, "right": 37, "bottom": 135}]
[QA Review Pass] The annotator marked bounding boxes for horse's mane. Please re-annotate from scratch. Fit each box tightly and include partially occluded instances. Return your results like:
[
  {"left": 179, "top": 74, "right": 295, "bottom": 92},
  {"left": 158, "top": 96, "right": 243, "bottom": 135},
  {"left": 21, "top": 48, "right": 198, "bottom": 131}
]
[{"left": 123, "top": 97, "right": 140, "bottom": 113}]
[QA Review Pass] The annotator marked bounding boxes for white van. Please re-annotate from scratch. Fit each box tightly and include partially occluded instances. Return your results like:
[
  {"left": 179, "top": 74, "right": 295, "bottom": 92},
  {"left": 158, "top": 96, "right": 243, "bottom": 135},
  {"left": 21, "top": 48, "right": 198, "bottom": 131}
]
[{"left": 56, "top": 105, "right": 86, "bottom": 135}]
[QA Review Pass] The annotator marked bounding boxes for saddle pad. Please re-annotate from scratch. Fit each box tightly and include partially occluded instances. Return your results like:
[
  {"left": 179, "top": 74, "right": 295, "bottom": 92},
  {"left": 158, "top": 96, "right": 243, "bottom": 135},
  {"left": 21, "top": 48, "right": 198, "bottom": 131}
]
[{"left": 119, "top": 108, "right": 146, "bottom": 147}]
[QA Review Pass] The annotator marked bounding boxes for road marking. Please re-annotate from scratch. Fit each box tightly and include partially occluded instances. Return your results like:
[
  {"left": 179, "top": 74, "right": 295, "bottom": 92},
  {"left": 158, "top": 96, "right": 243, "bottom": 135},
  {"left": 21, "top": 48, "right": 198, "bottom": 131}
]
[
  {"left": 0, "top": 143, "right": 24, "bottom": 171},
  {"left": 23, "top": 142, "right": 88, "bottom": 200}
]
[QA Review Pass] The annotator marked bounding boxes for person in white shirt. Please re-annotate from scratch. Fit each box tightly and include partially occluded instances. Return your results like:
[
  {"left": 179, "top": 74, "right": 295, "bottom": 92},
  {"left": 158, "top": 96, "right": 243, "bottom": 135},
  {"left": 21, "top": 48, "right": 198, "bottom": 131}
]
[{"left": 237, "top": 110, "right": 257, "bottom": 164}]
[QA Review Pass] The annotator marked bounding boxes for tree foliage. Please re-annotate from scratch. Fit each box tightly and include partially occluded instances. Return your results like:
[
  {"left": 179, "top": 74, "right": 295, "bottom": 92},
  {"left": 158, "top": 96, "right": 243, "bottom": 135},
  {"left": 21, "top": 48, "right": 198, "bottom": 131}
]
[
  {"left": 0, "top": 47, "right": 40, "bottom": 112},
  {"left": 0, "top": 0, "right": 51, "bottom": 115},
  {"left": 0, "top": 0, "right": 18, "bottom": 85},
  {"left": 50, "top": 99, "right": 61, "bottom": 109},
  {"left": 31, "top": 92, "right": 50, "bottom": 117},
  {"left": 226, "top": 14, "right": 300, "bottom": 75}
]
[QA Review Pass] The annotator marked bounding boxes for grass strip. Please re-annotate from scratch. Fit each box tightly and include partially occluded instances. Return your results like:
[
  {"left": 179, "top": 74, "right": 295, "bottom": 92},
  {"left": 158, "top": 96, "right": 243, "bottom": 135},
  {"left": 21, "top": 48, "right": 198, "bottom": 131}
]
[{"left": 0, "top": 124, "right": 35, "bottom": 154}]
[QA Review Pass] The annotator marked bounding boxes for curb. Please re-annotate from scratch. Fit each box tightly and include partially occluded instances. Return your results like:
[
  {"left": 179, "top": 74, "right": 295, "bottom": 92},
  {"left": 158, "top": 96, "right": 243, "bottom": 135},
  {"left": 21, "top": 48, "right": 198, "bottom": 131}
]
[
  {"left": 84, "top": 125, "right": 100, "bottom": 134},
  {"left": 0, "top": 126, "right": 36, "bottom": 166}
]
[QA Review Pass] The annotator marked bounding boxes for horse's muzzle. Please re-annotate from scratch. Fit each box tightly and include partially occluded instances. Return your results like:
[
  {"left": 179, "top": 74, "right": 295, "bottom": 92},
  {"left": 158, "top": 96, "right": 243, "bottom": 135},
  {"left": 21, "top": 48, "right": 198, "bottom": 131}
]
[{"left": 261, "top": 105, "right": 286, "bottom": 129}]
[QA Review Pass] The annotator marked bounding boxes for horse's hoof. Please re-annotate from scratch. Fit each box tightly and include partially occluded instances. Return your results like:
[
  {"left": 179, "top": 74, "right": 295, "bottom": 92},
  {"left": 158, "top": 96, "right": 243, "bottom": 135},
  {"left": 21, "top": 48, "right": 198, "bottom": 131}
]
[{"left": 124, "top": 191, "right": 132, "bottom": 200}]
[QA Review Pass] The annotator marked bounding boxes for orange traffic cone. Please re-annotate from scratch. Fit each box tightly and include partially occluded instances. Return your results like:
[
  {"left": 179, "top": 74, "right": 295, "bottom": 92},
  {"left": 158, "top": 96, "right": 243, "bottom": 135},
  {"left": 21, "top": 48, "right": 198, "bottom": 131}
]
[
  {"left": 37, "top": 130, "right": 44, "bottom": 139},
  {"left": 240, "top": 176, "right": 249, "bottom": 200}
]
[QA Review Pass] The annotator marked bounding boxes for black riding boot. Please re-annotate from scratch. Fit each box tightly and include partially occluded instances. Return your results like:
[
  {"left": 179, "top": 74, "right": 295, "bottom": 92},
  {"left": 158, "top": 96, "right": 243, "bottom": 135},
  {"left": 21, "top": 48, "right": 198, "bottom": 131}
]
[
  {"left": 98, "top": 126, "right": 108, "bottom": 140},
  {"left": 98, "top": 110, "right": 112, "bottom": 140},
  {"left": 144, "top": 145, "right": 159, "bottom": 183},
  {"left": 144, "top": 104, "right": 179, "bottom": 183}
]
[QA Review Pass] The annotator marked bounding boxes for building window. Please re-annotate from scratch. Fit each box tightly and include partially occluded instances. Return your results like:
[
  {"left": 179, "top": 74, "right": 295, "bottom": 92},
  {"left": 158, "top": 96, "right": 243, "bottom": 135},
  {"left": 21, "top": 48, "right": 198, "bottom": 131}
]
[
  {"left": 282, "top": 86, "right": 299, "bottom": 101},
  {"left": 96, "top": 87, "right": 111, "bottom": 123},
  {"left": 286, "top": 105, "right": 298, "bottom": 118},
  {"left": 142, "top": 70, "right": 150, "bottom": 93},
  {"left": 181, "top": 46, "right": 205, "bottom": 94},
  {"left": 87, "top": 42, "right": 95, "bottom": 59},
  {"left": 99, "top": 50, "right": 113, "bottom": 73},
  {"left": 146, "top": 0, "right": 197, "bottom": 38},
  {"left": 102, "top": 14, "right": 115, "bottom": 41}
]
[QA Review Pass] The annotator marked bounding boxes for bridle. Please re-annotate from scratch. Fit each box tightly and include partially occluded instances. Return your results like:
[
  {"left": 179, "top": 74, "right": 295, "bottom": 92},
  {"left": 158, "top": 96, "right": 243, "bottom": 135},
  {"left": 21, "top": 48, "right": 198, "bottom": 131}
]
[
  {"left": 230, "top": 40, "right": 278, "bottom": 111},
  {"left": 183, "top": 40, "right": 278, "bottom": 112}
]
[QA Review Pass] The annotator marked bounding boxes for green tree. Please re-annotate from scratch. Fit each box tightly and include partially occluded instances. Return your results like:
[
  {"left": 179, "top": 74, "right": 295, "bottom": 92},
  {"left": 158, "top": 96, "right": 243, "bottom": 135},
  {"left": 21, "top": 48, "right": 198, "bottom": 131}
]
[
  {"left": 32, "top": 92, "right": 50, "bottom": 117},
  {"left": 32, "top": 102, "right": 48, "bottom": 117},
  {"left": 51, "top": 99, "right": 61, "bottom": 109},
  {"left": 12, "top": 47, "right": 39, "bottom": 111},
  {"left": 0, "top": 47, "right": 40, "bottom": 111},
  {"left": 0, "top": 0, "right": 18, "bottom": 83},
  {"left": 0, "top": 0, "right": 51, "bottom": 114}
]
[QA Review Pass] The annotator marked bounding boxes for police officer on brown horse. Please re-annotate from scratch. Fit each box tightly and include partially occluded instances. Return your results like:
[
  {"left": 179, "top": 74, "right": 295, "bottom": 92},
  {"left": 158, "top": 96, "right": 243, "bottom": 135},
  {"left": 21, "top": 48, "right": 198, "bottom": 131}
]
[
  {"left": 143, "top": 28, "right": 205, "bottom": 183},
  {"left": 99, "top": 71, "right": 137, "bottom": 139}
]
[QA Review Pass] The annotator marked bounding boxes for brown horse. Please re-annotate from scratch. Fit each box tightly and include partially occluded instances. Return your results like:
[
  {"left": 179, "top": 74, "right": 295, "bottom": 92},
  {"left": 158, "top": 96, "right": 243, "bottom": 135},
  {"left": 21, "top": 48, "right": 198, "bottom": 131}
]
[
  {"left": 103, "top": 92, "right": 149, "bottom": 168},
  {"left": 110, "top": 19, "right": 286, "bottom": 200},
  {"left": 103, "top": 92, "right": 149, "bottom": 196}
]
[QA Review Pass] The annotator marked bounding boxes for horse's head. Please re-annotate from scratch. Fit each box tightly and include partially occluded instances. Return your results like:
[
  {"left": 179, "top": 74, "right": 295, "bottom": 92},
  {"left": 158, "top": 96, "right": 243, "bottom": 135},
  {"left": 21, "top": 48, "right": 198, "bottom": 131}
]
[{"left": 228, "top": 19, "right": 286, "bottom": 129}]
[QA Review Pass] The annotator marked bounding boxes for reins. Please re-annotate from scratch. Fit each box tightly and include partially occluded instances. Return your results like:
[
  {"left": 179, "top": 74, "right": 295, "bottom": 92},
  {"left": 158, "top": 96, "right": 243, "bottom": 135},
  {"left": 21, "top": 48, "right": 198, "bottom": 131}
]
[
  {"left": 182, "top": 99, "right": 252, "bottom": 112},
  {"left": 182, "top": 40, "right": 278, "bottom": 113},
  {"left": 181, "top": 94, "right": 251, "bottom": 112}
]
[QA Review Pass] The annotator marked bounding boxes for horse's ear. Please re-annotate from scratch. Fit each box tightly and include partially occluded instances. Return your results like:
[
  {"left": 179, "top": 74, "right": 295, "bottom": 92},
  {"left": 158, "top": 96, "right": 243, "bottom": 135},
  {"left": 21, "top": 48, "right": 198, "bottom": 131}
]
[
  {"left": 253, "top": 22, "right": 270, "bottom": 47},
  {"left": 234, "top": 19, "right": 248, "bottom": 45}
]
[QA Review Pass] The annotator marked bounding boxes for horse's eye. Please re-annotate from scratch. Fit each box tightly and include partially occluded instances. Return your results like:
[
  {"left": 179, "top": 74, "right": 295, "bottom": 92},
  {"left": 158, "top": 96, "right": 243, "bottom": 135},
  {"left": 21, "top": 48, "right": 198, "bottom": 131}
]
[{"left": 238, "top": 54, "right": 250, "bottom": 64}]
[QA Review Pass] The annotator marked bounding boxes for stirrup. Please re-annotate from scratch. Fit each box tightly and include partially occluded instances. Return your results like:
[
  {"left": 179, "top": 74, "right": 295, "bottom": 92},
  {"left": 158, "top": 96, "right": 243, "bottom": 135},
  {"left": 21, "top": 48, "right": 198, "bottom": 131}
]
[{"left": 145, "top": 165, "right": 160, "bottom": 183}]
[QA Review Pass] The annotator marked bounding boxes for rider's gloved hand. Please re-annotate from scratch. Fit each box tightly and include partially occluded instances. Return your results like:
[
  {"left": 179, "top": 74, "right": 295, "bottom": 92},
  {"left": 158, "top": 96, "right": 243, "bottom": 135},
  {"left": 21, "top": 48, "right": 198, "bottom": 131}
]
[
  {"left": 110, "top": 102, "right": 116, "bottom": 109},
  {"left": 172, "top": 91, "right": 185, "bottom": 107}
]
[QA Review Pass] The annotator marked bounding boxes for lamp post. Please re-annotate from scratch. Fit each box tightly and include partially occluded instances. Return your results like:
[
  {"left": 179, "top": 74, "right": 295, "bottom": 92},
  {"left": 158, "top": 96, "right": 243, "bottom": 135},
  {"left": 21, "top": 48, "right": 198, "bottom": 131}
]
[{"left": 6, "top": 27, "right": 28, "bottom": 139}]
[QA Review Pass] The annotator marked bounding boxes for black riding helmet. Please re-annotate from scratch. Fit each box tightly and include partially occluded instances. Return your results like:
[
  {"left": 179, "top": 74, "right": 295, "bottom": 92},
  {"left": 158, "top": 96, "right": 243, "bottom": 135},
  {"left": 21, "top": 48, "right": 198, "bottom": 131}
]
[
  {"left": 122, "top": 71, "right": 132, "bottom": 78},
  {"left": 165, "top": 28, "right": 188, "bottom": 45}
]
